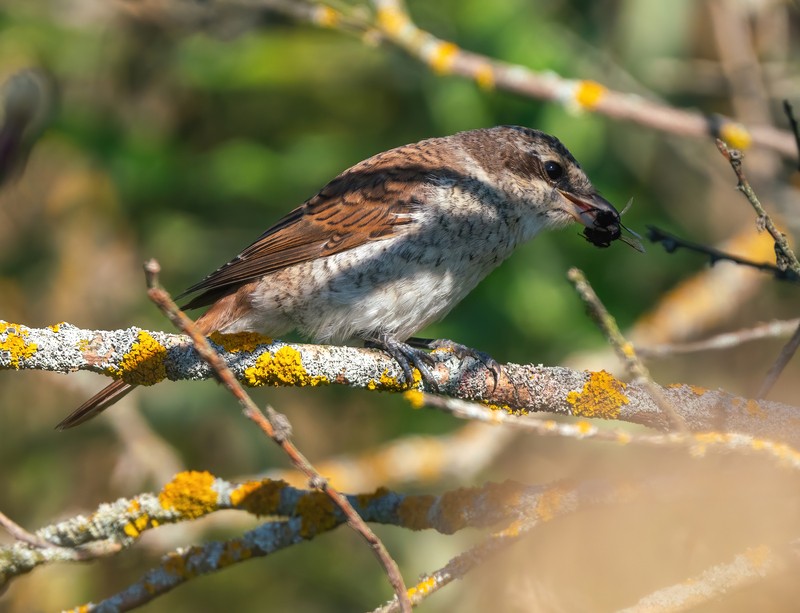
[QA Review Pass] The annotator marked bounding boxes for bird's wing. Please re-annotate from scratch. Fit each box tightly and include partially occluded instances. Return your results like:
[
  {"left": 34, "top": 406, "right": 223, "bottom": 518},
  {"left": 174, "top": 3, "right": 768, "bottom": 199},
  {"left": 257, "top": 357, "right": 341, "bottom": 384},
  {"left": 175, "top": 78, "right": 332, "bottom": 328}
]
[{"left": 179, "top": 148, "right": 450, "bottom": 310}]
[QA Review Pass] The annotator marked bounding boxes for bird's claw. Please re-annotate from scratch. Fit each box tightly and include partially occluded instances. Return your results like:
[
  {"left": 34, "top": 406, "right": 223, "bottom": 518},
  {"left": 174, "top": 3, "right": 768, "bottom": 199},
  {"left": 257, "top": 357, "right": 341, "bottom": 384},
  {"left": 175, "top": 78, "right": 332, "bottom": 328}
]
[
  {"left": 366, "top": 335, "right": 441, "bottom": 391},
  {"left": 408, "top": 337, "right": 502, "bottom": 392}
]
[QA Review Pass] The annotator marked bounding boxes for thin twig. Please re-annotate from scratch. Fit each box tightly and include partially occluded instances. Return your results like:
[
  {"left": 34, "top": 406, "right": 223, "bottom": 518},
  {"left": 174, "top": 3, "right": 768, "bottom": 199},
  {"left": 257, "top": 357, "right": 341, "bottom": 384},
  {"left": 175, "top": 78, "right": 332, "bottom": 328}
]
[
  {"left": 142, "top": 259, "right": 411, "bottom": 613},
  {"left": 0, "top": 511, "right": 56, "bottom": 549},
  {"left": 715, "top": 139, "right": 800, "bottom": 277},
  {"left": 567, "top": 268, "right": 689, "bottom": 433},
  {"left": 783, "top": 100, "right": 800, "bottom": 170},
  {"left": 646, "top": 226, "right": 800, "bottom": 283},
  {"left": 714, "top": 140, "right": 800, "bottom": 399},
  {"left": 637, "top": 318, "right": 800, "bottom": 358},
  {"left": 757, "top": 324, "right": 800, "bottom": 399}
]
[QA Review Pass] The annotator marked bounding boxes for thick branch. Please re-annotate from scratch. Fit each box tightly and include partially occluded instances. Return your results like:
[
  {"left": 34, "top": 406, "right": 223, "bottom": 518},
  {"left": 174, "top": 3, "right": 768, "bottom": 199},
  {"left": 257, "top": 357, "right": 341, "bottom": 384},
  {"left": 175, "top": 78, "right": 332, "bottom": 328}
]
[{"left": 3, "top": 321, "right": 800, "bottom": 445}]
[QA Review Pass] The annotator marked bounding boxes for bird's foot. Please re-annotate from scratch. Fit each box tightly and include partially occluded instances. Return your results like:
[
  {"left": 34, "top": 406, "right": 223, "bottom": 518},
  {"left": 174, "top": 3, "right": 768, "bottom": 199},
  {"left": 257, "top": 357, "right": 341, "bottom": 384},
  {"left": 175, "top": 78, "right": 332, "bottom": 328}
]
[
  {"left": 366, "top": 334, "right": 440, "bottom": 391},
  {"left": 408, "top": 337, "right": 501, "bottom": 390}
]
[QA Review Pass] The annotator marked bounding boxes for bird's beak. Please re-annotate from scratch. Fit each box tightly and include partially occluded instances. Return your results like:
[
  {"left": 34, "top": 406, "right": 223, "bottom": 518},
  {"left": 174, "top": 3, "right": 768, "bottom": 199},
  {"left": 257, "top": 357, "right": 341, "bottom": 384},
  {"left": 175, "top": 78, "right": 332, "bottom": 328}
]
[
  {"left": 557, "top": 189, "right": 619, "bottom": 229},
  {"left": 557, "top": 189, "right": 645, "bottom": 251}
]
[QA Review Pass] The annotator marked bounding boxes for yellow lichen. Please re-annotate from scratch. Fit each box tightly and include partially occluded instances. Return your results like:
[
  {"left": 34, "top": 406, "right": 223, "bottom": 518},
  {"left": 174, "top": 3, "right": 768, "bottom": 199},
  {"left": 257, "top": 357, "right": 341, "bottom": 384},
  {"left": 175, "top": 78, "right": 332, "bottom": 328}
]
[
  {"left": 368, "top": 367, "right": 421, "bottom": 391},
  {"left": 209, "top": 330, "right": 271, "bottom": 353},
  {"left": 158, "top": 471, "right": 219, "bottom": 519},
  {"left": 429, "top": 41, "right": 459, "bottom": 74},
  {"left": 376, "top": 7, "right": 410, "bottom": 36},
  {"left": 47, "top": 322, "right": 64, "bottom": 332},
  {"left": 720, "top": 121, "right": 752, "bottom": 150},
  {"left": 118, "top": 330, "right": 167, "bottom": 386},
  {"left": 314, "top": 5, "right": 339, "bottom": 27},
  {"left": 575, "top": 420, "right": 593, "bottom": 435},
  {"left": 574, "top": 80, "right": 606, "bottom": 110},
  {"left": 403, "top": 389, "right": 425, "bottom": 408},
  {"left": 0, "top": 322, "right": 38, "bottom": 369},
  {"left": 475, "top": 63, "right": 495, "bottom": 90},
  {"left": 566, "top": 370, "right": 629, "bottom": 419},
  {"left": 243, "top": 346, "right": 329, "bottom": 387},
  {"left": 230, "top": 479, "right": 286, "bottom": 516},
  {"left": 408, "top": 576, "right": 437, "bottom": 599}
]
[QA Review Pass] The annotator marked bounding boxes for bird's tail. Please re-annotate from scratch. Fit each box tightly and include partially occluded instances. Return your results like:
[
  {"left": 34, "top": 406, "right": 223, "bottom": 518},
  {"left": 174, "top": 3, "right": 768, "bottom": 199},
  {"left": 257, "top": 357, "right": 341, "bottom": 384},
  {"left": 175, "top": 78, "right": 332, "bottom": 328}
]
[
  {"left": 56, "top": 289, "right": 250, "bottom": 430},
  {"left": 55, "top": 379, "right": 135, "bottom": 430}
]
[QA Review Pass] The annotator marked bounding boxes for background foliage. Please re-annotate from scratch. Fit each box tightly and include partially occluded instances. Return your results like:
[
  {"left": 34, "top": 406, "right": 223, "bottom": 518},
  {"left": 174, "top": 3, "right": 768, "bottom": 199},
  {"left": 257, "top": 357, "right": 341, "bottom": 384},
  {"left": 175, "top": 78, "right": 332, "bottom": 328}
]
[{"left": 0, "top": 1, "right": 798, "bottom": 611}]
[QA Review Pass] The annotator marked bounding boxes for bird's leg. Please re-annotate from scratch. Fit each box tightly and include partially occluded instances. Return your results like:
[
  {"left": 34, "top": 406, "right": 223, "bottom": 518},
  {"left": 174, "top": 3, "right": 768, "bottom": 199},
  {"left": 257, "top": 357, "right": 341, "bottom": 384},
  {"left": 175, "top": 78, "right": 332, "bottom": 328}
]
[
  {"left": 365, "top": 333, "right": 440, "bottom": 391},
  {"left": 407, "top": 337, "right": 501, "bottom": 390}
]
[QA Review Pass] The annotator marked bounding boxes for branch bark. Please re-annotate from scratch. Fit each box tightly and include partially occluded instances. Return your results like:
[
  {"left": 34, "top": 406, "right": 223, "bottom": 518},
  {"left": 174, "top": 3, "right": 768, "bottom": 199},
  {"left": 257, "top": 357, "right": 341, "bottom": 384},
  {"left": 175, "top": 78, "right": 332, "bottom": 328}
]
[{"left": 4, "top": 320, "right": 800, "bottom": 446}]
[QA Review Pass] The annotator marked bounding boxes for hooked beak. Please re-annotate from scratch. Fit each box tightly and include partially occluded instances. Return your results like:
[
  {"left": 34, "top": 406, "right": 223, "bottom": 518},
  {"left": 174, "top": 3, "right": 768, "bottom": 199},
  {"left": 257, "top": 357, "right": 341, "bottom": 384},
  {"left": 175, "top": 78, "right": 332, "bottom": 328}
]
[
  {"left": 557, "top": 189, "right": 645, "bottom": 252},
  {"left": 558, "top": 189, "right": 619, "bottom": 228}
]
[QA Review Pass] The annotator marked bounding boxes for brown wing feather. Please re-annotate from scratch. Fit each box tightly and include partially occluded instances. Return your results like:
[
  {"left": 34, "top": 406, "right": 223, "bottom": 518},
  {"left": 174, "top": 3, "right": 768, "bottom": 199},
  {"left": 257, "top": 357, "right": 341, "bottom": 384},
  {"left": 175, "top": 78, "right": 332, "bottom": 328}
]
[{"left": 179, "top": 144, "right": 450, "bottom": 310}]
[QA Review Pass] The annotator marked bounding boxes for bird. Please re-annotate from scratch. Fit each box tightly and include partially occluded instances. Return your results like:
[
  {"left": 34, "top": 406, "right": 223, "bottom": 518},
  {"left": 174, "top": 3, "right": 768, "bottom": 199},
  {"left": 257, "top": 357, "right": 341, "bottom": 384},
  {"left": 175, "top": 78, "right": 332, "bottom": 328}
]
[{"left": 57, "top": 125, "right": 637, "bottom": 430}]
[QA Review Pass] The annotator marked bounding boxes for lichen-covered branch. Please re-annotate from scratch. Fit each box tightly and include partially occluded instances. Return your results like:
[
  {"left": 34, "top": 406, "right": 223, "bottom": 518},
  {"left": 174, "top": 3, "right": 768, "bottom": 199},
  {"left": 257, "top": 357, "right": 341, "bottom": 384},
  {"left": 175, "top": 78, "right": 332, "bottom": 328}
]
[
  {"left": 3, "top": 320, "right": 800, "bottom": 445},
  {"left": 1, "top": 470, "right": 549, "bottom": 591}
]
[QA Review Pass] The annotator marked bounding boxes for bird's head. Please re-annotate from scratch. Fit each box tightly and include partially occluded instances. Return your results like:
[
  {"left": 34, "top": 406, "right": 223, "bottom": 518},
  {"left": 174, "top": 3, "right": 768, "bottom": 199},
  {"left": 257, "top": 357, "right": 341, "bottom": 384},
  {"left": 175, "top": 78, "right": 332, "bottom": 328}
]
[{"left": 463, "top": 125, "right": 642, "bottom": 251}]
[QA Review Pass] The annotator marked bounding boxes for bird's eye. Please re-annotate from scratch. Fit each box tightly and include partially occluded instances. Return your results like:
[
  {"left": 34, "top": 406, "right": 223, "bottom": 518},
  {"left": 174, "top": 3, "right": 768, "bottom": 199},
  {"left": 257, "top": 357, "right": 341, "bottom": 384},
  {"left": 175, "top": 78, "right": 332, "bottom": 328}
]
[{"left": 544, "top": 160, "right": 564, "bottom": 181}]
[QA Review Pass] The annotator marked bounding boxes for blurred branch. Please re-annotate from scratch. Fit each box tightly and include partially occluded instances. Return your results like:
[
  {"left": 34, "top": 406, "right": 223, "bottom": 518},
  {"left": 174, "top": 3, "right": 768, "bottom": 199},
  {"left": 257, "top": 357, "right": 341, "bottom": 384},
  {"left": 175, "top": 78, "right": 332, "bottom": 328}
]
[
  {"left": 637, "top": 318, "right": 800, "bottom": 358},
  {"left": 5, "top": 320, "right": 800, "bottom": 444},
  {"left": 1, "top": 472, "right": 540, "bottom": 591},
  {"left": 143, "top": 259, "right": 410, "bottom": 611},
  {"left": 223, "top": 0, "right": 800, "bottom": 157},
  {"left": 260, "top": 422, "right": 514, "bottom": 491},
  {"left": 620, "top": 545, "right": 787, "bottom": 612}
]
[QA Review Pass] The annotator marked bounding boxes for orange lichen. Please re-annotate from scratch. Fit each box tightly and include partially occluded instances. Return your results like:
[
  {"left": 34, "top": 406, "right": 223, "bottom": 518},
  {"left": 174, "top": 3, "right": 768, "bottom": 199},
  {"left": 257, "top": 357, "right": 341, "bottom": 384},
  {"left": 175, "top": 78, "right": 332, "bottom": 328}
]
[
  {"left": 397, "top": 494, "right": 436, "bottom": 531},
  {"left": 566, "top": 370, "right": 629, "bottom": 419},
  {"left": 208, "top": 330, "right": 271, "bottom": 353},
  {"left": 118, "top": 330, "right": 167, "bottom": 386},
  {"left": 536, "top": 485, "right": 566, "bottom": 522},
  {"left": 429, "top": 41, "right": 459, "bottom": 74},
  {"left": 243, "top": 346, "right": 329, "bottom": 387},
  {"left": 230, "top": 479, "right": 286, "bottom": 516},
  {"left": 158, "top": 471, "right": 219, "bottom": 519},
  {"left": 720, "top": 121, "right": 752, "bottom": 150},
  {"left": 744, "top": 545, "right": 772, "bottom": 569},
  {"left": 745, "top": 398, "right": 765, "bottom": 418},
  {"left": 689, "top": 385, "right": 709, "bottom": 396},
  {"left": 574, "top": 80, "right": 606, "bottom": 110},
  {"left": 296, "top": 491, "right": 338, "bottom": 538},
  {"left": 0, "top": 322, "right": 38, "bottom": 368}
]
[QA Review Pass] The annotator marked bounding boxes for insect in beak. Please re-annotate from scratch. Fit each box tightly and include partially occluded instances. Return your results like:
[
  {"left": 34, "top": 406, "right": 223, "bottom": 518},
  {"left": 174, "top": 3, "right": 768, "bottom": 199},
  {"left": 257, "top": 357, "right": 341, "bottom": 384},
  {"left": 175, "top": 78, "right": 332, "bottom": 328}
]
[{"left": 559, "top": 191, "right": 645, "bottom": 252}]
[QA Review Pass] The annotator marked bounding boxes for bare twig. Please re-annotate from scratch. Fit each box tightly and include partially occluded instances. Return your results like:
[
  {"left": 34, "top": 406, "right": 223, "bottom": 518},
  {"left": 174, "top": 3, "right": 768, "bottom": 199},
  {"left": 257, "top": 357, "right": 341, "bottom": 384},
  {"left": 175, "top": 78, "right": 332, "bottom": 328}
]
[
  {"left": 637, "top": 318, "right": 800, "bottom": 358},
  {"left": 620, "top": 545, "right": 785, "bottom": 612},
  {"left": 783, "top": 100, "right": 800, "bottom": 170},
  {"left": 646, "top": 226, "right": 800, "bottom": 282},
  {"left": 715, "top": 139, "right": 800, "bottom": 276},
  {"left": 142, "top": 259, "right": 411, "bottom": 613},
  {"left": 567, "top": 268, "right": 689, "bottom": 433},
  {"left": 714, "top": 141, "right": 800, "bottom": 398}
]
